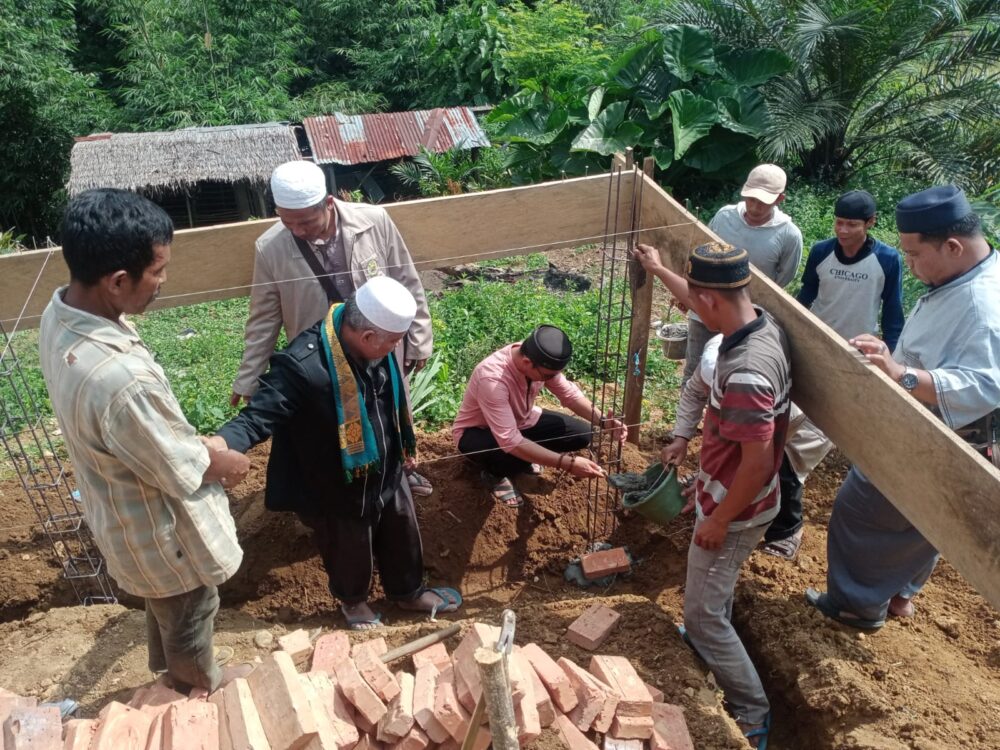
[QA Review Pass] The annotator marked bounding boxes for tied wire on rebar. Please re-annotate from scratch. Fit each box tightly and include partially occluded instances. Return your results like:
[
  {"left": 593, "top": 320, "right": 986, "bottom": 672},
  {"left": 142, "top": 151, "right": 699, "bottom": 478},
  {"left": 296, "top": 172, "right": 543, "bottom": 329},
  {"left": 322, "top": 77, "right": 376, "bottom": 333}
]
[
  {"left": 0, "top": 319, "right": 117, "bottom": 606},
  {"left": 584, "top": 164, "right": 645, "bottom": 550}
]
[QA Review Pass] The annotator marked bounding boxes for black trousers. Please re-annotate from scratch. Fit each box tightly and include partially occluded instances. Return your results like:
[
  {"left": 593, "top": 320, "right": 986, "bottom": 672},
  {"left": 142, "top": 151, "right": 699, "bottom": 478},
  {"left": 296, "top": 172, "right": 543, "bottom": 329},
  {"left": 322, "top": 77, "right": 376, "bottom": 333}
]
[
  {"left": 458, "top": 409, "right": 592, "bottom": 478},
  {"left": 764, "top": 453, "right": 804, "bottom": 542},
  {"left": 297, "top": 480, "right": 424, "bottom": 605}
]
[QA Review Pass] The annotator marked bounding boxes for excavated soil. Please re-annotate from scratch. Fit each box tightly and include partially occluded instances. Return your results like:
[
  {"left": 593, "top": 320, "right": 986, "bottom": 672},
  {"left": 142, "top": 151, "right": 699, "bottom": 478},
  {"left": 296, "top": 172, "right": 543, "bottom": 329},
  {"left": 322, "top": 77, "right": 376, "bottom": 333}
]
[{"left": 1, "top": 431, "right": 999, "bottom": 749}]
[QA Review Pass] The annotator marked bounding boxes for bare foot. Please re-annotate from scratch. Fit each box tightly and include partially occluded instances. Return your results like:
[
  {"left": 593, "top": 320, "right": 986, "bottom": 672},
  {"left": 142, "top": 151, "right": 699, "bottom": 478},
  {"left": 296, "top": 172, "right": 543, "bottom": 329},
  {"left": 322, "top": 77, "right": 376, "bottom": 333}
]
[
  {"left": 888, "top": 594, "right": 915, "bottom": 618},
  {"left": 341, "top": 602, "right": 383, "bottom": 630}
]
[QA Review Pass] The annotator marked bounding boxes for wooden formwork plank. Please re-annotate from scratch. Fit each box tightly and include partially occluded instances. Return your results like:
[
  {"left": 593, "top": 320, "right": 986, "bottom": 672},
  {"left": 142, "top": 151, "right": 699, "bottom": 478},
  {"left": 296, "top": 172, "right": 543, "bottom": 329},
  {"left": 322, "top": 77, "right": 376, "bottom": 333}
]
[
  {"left": 638, "top": 174, "right": 1000, "bottom": 610},
  {"left": 0, "top": 173, "right": 633, "bottom": 330}
]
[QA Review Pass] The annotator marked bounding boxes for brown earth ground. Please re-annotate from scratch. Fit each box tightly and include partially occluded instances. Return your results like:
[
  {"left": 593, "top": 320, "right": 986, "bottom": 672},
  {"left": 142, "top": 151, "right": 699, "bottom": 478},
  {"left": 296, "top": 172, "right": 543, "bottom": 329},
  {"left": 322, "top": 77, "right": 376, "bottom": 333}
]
[{"left": 1, "top": 431, "right": 999, "bottom": 749}]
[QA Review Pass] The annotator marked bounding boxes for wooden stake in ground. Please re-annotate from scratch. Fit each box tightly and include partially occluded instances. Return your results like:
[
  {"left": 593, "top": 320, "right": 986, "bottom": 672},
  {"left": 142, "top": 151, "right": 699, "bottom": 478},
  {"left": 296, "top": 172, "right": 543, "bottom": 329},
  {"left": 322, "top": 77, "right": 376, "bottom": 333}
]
[{"left": 473, "top": 647, "right": 519, "bottom": 750}]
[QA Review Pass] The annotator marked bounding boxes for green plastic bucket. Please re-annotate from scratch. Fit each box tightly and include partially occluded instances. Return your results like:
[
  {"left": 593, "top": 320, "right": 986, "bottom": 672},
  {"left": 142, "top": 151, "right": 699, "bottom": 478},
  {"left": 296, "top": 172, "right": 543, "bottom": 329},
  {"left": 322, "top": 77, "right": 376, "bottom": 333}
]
[{"left": 621, "top": 462, "right": 685, "bottom": 525}]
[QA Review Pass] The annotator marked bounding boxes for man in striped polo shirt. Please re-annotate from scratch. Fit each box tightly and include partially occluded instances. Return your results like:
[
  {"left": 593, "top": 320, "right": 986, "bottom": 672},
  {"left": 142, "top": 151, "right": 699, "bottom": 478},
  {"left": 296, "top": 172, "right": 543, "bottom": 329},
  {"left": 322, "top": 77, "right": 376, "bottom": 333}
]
[{"left": 634, "top": 241, "right": 791, "bottom": 748}]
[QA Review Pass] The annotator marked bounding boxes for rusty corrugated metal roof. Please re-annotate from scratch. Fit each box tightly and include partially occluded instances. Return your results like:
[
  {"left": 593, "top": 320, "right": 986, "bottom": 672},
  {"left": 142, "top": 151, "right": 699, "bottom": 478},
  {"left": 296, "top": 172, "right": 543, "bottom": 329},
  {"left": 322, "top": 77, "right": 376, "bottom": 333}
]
[{"left": 303, "top": 107, "right": 490, "bottom": 165}]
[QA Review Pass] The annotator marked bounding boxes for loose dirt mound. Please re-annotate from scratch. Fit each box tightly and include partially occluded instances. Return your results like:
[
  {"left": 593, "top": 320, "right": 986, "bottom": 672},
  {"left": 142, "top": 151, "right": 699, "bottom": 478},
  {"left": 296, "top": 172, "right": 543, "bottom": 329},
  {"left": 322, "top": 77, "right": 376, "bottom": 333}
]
[{"left": 2, "top": 431, "right": 999, "bottom": 748}]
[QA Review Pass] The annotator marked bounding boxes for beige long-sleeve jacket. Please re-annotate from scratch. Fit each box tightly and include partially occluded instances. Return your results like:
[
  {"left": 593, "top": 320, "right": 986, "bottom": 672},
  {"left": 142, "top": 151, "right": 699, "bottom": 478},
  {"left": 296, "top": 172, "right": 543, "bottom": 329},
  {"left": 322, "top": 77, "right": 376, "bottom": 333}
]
[{"left": 232, "top": 199, "right": 432, "bottom": 396}]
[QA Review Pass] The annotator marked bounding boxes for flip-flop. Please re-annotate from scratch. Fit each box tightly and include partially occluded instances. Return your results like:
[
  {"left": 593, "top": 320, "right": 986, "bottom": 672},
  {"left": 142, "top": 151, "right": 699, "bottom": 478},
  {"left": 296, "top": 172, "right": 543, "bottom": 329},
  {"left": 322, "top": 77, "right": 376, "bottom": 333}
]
[
  {"left": 741, "top": 711, "right": 771, "bottom": 749},
  {"left": 407, "top": 471, "right": 434, "bottom": 497},
  {"left": 341, "top": 605, "right": 384, "bottom": 631},
  {"left": 804, "top": 588, "right": 884, "bottom": 630},
  {"left": 762, "top": 529, "right": 803, "bottom": 561},
  {"left": 426, "top": 586, "right": 463, "bottom": 619}
]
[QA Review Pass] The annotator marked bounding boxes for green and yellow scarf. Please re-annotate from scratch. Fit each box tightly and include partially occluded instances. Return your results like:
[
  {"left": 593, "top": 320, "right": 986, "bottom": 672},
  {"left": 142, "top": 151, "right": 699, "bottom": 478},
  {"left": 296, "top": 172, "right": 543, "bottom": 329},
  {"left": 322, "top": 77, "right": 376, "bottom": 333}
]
[{"left": 320, "top": 303, "right": 417, "bottom": 483}]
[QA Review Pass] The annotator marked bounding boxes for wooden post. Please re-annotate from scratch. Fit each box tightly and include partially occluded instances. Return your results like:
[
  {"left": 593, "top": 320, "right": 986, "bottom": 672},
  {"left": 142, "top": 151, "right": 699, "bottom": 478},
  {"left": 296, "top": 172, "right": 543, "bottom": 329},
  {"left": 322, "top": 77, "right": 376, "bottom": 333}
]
[
  {"left": 473, "top": 647, "right": 518, "bottom": 750},
  {"left": 622, "top": 156, "right": 657, "bottom": 444}
]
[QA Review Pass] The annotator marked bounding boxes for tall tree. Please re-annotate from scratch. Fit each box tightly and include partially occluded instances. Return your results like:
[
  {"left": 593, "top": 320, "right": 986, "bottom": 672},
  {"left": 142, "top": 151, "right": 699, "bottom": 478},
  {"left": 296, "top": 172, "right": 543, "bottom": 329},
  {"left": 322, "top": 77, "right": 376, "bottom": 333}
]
[{"left": 658, "top": 0, "right": 1000, "bottom": 187}]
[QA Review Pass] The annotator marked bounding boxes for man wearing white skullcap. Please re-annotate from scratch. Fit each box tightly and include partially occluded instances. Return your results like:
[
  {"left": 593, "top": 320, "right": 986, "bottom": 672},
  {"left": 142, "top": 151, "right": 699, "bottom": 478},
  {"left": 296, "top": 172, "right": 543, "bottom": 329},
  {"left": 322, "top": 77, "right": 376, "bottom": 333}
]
[
  {"left": 216, "top": 278, "right": 462, "bottom": 629},
  {"left": 232, "top": 159, "right": 436, "bottom": 497}
]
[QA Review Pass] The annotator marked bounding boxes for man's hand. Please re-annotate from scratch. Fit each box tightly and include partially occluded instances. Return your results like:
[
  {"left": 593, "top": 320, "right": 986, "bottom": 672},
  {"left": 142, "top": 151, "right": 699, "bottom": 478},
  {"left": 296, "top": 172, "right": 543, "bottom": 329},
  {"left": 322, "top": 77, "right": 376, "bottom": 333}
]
[
  {"left": 849, "top": 334, "right": 904, "bottom": 381},
  {"left": 229, "top": 392, "right": 250, "bottom": 408},
  {"left": 199, "top": 435, "right": 228, "bottom": 452},
  {"left": 632, "top": 243, "right": 666, "bottom": 275},
  {"left": 403, "top": 456, "right": 417, "bottom": 472},
  {"left": 661, "top": 436, "right": 689, "bottom": 468},
  {"left": 567, "top": 456, "right": 606, "bottom": 479},
  {"left": 602, "top": 410, "right": 628, "bottom": 444},
  {"left": 205, "top": 447, "right": 250, "bottom": 489},
  {"left": 680, "top": 480, "right": 696, "bottom": 514},
  {"left": 405, "top": 359, "right": 427, "bottom": 375},
  {"left": 694, "top": 514, "right": 729, "bottom": 550}
]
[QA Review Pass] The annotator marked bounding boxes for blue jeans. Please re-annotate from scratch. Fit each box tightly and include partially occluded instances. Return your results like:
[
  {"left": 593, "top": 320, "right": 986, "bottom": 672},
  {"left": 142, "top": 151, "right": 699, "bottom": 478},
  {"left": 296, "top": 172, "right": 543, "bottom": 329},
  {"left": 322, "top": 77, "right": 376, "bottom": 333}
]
[
  {"left": 684, "top": 519, "right": 770, "bottom": 724},
  {"left": 145, "top": 584, "right": 221, "bottom": 692}
]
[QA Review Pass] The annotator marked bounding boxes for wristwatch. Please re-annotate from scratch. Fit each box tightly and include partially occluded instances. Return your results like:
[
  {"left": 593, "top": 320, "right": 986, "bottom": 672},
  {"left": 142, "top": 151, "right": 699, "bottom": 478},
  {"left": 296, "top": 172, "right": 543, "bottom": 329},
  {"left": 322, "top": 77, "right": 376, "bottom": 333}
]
[{"left": 898, "top": 366, "right": 919, "bottom": 392}]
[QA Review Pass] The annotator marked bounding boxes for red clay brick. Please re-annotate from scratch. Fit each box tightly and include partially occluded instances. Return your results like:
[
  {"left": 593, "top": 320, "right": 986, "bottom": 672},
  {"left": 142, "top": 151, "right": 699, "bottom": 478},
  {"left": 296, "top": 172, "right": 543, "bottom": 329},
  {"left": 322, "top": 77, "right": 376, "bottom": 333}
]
[
  {"left": 354, "top": 648, "right": 400, "bottom": 704},
  {"left": 588, "top": 655, "right": 652, "bottom": 717},
  {"left": 450, "top": 623, "right": 499, "bottom": 713},
  {"left": 508, "top": 650, "right": 540, "bottom": 744},
  {"left": 608, "top": 714, "right": 654, "bottom": 740},
  {"left": 376, "top": 672, "right": 414, "bottom": 743},
  {"left": 92, "top": 702, "right": 153, "bottom": 750},
  {"left": 246, "top": 651, "right": 321, "bottom": 750},
  {"left": 129, "top": 682, "right": 187, "bottom": 715},
  {"left": 390, "top": 724, "right": 429, "bottom": 750},
  {"left": 161, "top": 700, "right": 219, "bottom": 750},
  {"left": 0, "top": 693, "right": 36, "bottom": 729},
  {"left": 279, "top": 629, "right": 314, "bottom": 667},
  {"left": 304, "top": 672, "right": 359, "bottom": 749},
  {"left": 351, "top": 638, "right": 387, "bottom": 660},
  {"left": 411, "top": 664, "right": 449, "bottom": 744},
  {"left": 63, "top": 718, "right": 98, "bottom": 750},
  {"left": 430, "top": 667, "right": 468, "bottom": 742},
  {"left": 604, "top": 738, "right": 643, "bottom": 750},
  {"left": 351, "top": 736, "right": 383, "bottom": 750},
  {"left": 410, "top": 642, "right": 450, "bottom": 673},
  {"left": 558, "top": 658, "right": 618, "bottom": 733},
  {"left": 650, "top": 703, "right": 695, "bottom": 750},
  {"left": 300, "top": 672, "right": 359, "bottom": 750},
  {"left": 311, "top": 633, "right": 352, "bottom": 674},
  {"left": 566, "top": 605, "right": 621, "bottom": 651},
  {"left": 515, "top": 649, "right": 555, "bottom": 728},
  {"left": 331, "top": 655, "right": 387, "bottom": 728},
  {"left": 521, "top": 643, "right": 578, "bottom": 713},
  {"left": 644, "top": 681, "right": 664, "bottom": 703},
  {"left": 3, "top": 705, "right": 61, "bottom": 750},
  {"left": 579, "top": 547, "right": 631, "bottom": 580},
  {"left": 554, "top": 714, "right": 599, "bottom": 750}
]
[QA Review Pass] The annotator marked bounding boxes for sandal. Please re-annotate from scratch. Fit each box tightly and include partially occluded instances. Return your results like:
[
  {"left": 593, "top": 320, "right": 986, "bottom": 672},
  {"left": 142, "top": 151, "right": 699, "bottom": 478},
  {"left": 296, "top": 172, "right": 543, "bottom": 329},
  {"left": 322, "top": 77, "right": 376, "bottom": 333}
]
[
  {"left": 805, "top": 588, "right": 884, "bottom": 630},
  {"left": 407, "top": 470, "right": 434, "bottom": 497},
  {"left": 398, "top": 586, "right": 463, "bottom": 620},
  {"left": 341, "top": 604, "right": 384, "bottom": 631},
  {"left": 762, "top": 528, "right": 803, "bottom": 561},
  {"left": 482, "top": 471, "right": 523, "bottom": 507},
  {"left": 739, "top": 712, "right": 771, "bottom": 749}
]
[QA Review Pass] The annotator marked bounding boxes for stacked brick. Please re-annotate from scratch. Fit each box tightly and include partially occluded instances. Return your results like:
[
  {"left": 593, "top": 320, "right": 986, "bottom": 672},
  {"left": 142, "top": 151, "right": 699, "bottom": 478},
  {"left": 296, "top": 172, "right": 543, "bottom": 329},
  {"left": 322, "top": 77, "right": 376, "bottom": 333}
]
[{"left": 0, "top": 622, "right": 693, "bottom": 750}]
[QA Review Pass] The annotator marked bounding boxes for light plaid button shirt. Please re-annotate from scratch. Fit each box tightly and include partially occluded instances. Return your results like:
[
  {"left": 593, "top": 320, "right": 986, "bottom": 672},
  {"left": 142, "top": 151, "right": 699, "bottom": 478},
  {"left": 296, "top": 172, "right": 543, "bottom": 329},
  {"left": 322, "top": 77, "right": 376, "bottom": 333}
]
[{"left": 39, "top": 288, "right": 242, "bottom": 599}]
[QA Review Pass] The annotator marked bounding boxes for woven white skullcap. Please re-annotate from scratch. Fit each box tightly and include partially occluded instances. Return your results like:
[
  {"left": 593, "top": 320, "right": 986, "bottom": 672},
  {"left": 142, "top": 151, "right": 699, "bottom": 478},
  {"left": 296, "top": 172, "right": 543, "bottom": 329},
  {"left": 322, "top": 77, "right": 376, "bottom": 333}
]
[
  {"left": 270, "top": 160, "right": 327, "bottom": 209},
  {"left": 355, "top": 276, "right": 416, "bottom": 334}
]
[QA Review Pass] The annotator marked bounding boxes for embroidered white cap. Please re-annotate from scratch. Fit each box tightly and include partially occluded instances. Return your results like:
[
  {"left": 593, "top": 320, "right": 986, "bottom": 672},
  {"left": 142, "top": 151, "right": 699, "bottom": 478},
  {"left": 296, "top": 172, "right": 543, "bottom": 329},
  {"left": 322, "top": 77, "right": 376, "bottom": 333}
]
[
  {"left": 355, "top": 276, "right": 416, "bottom": 334},
  {"left": 270, "top": 160, "right": 328, "bottom": 209},
  {"left": 740, "top": 163, "right": 787, "bottom": 204}
]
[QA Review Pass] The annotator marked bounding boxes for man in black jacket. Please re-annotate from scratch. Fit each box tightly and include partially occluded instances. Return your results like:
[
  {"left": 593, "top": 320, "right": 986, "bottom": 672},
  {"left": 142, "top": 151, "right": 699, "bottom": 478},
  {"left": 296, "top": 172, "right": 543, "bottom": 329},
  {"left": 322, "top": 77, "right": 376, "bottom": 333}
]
[{"left": 215, "top": 277, "right": 461, "bottom": 630}]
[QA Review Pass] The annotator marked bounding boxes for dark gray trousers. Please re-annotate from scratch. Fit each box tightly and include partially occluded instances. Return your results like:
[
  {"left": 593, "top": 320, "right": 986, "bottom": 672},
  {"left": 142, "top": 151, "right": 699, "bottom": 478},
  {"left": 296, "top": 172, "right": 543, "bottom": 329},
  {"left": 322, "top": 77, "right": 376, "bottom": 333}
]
[{"left": 145, "top": 584, "right": 221, "bottom": 692}]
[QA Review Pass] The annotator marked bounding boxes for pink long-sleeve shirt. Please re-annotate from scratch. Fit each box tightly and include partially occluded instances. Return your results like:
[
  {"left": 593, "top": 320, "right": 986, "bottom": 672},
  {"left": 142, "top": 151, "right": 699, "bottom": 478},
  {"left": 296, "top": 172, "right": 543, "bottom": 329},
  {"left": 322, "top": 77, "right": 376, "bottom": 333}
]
[{"left": 452, "top": 344, "right": 586, "bottom": 452}]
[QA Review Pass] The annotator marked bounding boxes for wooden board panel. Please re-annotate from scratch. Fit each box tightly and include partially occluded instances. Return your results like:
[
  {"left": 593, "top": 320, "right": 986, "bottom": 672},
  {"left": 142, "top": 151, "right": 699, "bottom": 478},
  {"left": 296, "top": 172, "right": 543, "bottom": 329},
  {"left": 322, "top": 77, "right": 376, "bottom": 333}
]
[
  {"left": 638, "top": 175, "right": 1000, "bottom": 610},
  {"left": 0, "top": 173, "right": 633, "bottom": 330}
]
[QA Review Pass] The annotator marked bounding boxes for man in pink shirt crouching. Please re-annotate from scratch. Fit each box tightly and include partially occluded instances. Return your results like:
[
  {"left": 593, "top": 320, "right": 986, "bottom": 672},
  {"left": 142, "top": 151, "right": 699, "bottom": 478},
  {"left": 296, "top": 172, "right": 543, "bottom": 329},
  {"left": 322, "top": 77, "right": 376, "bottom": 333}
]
[{"left": 452, "top": 325, "right": 626, "bottom": 507}]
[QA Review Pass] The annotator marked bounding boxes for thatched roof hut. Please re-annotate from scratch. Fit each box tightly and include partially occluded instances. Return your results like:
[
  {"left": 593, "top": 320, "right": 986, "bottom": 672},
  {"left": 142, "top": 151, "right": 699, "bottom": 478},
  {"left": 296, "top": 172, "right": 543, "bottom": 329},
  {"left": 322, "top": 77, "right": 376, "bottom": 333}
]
[{"left": 67, "top": 123, "right": 300, "bottom": 196}]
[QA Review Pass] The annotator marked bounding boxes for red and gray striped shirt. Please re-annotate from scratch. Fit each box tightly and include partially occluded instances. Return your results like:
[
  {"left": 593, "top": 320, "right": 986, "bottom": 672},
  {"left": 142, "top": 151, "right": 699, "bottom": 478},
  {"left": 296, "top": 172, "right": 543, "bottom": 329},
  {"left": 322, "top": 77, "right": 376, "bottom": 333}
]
[{"left": 696, "top": 309, "right": 791, "bottom": 529}]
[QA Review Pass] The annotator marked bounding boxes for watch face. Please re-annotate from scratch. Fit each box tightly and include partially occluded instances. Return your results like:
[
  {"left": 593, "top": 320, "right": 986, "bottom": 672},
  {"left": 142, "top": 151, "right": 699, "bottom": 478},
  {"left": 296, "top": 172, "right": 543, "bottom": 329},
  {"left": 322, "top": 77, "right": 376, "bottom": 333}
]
[{"left": 900, "top": 371, "right": 918, "bottom": 390}]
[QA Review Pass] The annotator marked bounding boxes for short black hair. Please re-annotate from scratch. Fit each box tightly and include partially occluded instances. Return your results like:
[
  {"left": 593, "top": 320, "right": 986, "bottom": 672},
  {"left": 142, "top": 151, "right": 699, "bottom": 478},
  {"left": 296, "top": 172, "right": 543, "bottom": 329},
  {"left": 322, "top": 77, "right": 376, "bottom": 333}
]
[
  {"left": 60, "top": 189, "right": 174, "bottom": 286},
  {"left": 918, "top": 212, "right": 982, "bottom": 244}
]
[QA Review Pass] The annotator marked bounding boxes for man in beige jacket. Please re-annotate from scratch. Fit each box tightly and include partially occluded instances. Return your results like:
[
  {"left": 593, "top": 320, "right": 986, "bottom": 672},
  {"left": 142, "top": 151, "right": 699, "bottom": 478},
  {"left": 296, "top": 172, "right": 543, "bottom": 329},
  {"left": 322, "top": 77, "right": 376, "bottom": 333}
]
[{"left": 231, "top": 160, "right": 435, "bottom": 494}]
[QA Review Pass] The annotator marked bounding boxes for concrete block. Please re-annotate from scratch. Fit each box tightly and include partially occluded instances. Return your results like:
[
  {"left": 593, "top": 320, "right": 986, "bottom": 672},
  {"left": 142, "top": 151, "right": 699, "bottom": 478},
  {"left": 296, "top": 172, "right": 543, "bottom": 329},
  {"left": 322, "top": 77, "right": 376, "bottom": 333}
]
[
  {"left": 62, "top": 718, "right": 98, "bottom": 750},
  {"left": 588, "top": 655, "right": 652, "bottom": 717},
  {"left": 389, "top": 724, "right": 428, "bottom": 750},
  {"left": 608, "top": 714, "right": 654, "bottom": 740},
  {"left": 554, "top": 714, "right": 599, "bottom": 750},
  {"left": 161, "top": 700, "right": 219, "bottom": 750},
  {"left": 411, "top": 664, "right": 449, "bottom": 745},
  {"left": 644, "top": 681, "right": 664, "bottom": 703},
  {"left": 351, "top": 638, "right": 387, "bottom": 660},
  {"left": 211, "top": 676, "right": 270, "bottom": 750},
  {"left": 450, "top": 624, "right": 499, "bottom": 713},
  {"left": 558, "top": 658, "right": 618, "bottom": 733},
  {"left": 93, "top": 702, "right": 153, "bottom": 750},
  {"left": 650, "top": 703, "right": 694, "bottom": 750},
  {"left": 279, "top": 629, "right": 314, "bottom": 667},
  {"left": 331, "top": 654, "right": 387, "bottom": 728},
  {"left": 409, "top": 642, "right": 450, "bottom": 673},
  {"left": 311, "top": 633, "right": 351, "bottom": 674},
  {"left": 304, "top": 672, "right": 359, "bottom": 749},
  {"left": 246, "top": 651, "right": 320, "bottom": 750},
  {"left": 566, "top": 605, "right": 621, "bottom": 651},
  {"left": 300, "top": 672, "right": 359, "bottom": 750},
  {"left": 580, "top": 547, "right": 630, "bottom": 580},
  {"left": 376, "top": 672, "right": 414, "bottom": 743},
  {"left": 354, "top": 648, "right": 400, "bottom": 704},
  {"left": 3, "top": 705, "right": 61, "bottom": 750},
  {"left": 521, "top": 642, "right": 578, "bottom": 713}
]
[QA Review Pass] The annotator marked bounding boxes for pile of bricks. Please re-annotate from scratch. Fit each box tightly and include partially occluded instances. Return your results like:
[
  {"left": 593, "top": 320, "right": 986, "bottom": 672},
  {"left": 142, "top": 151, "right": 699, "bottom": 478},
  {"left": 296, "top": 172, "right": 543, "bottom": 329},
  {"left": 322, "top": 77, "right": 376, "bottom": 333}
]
[{"left": 0, "top": 621, "right": 693, "bottom": 750}]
